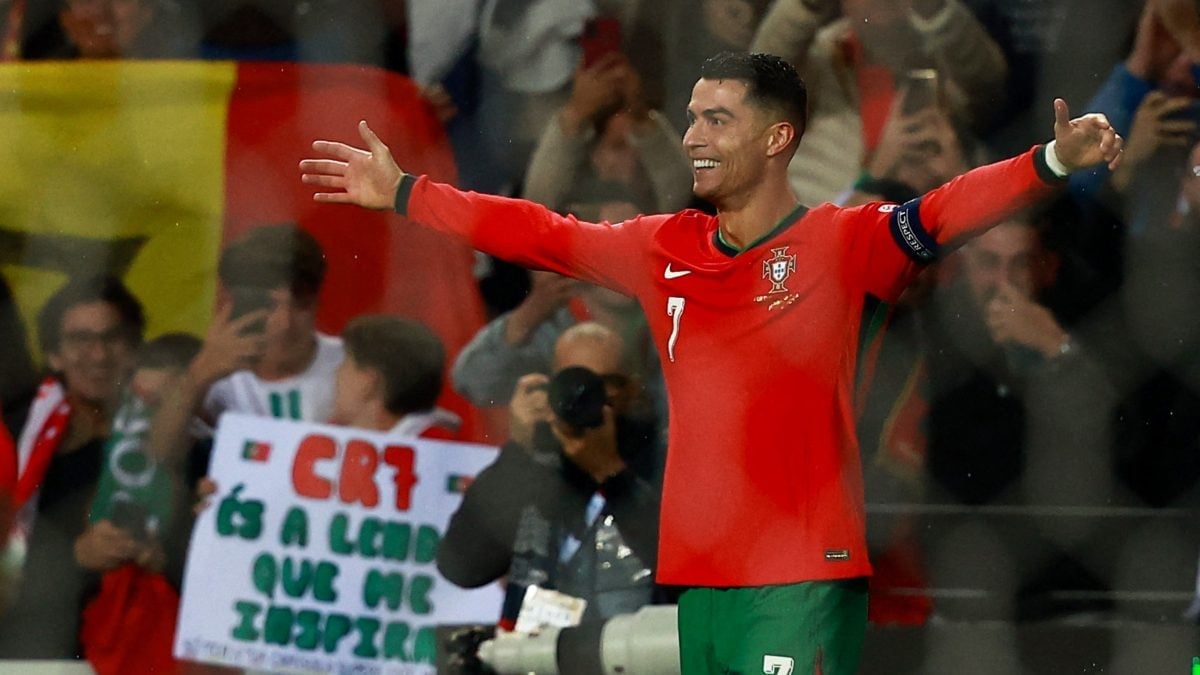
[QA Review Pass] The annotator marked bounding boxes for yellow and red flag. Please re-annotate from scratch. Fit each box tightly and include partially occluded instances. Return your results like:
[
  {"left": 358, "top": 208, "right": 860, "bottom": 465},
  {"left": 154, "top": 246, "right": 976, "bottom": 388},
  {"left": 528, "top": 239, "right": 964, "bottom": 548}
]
[{"left": 0, "top": 60, "right": 490, "bottom": 439}]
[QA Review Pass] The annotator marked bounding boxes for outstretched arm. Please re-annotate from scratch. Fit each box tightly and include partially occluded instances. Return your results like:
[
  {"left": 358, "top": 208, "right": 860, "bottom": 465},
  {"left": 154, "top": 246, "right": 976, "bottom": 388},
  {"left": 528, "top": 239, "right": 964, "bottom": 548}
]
[
  {"left": 852, "top": 100, "right": 1122, "bottom": 301},
  {"left": 301, "top": 123, "right": 657, "bottom": 296},
  {"left": 917, "top": 99, "right": 1123, "bottom": 250}
]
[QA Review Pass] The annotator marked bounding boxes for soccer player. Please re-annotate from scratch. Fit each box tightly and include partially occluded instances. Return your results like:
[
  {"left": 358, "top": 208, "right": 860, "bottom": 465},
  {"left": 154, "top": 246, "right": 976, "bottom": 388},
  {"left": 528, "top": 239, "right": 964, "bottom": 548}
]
[{"left": 301, "top": 52, "right": 1122, "bottom": 675}]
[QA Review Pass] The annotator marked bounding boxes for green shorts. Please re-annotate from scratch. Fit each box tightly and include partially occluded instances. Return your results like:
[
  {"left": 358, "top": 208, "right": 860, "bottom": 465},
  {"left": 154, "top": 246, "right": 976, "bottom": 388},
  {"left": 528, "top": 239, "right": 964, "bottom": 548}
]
[{"left": 677, "top": 578, "right": 868, "bottom": 675}]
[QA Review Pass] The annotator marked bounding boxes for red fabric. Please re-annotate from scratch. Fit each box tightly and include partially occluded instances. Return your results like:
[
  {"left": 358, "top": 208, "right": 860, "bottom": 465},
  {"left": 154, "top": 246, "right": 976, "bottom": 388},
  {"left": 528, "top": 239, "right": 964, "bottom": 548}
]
[
  {"left": 403, "top": 147, "right": 1059, "bottom": 586},
  {"left": 417, "top": 425, "right": 458, "bottom": 441},
  {"left": 14, "top": 384, "right": 70, "bottom": 508},
  {"left": 222, "top": 62, "right": 490, "bottom": 441},
  {"left": 879, "top": 359, "right": 929, "bottom": 471},
  {"left": 80, "top": 563, "right": 181, "bottom": 675},
  {"left": 0, "top": 406, "right": 12, "bottom": 543},
  {"left": 0, "top": 403, "right": 14, "bottom": 498},
  {"left": 842, "top": 33, "right": 897, "bottom": 153},
  {"left": 867, "top": 526, "right": 933, "bottom": 625}
]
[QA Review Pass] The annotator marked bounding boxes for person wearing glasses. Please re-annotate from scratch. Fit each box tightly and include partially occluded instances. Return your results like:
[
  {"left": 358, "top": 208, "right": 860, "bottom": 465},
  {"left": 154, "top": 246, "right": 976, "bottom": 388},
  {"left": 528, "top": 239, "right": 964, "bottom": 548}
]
[{"left": 0, "top": 274, "right": 144, "bottom": 658}]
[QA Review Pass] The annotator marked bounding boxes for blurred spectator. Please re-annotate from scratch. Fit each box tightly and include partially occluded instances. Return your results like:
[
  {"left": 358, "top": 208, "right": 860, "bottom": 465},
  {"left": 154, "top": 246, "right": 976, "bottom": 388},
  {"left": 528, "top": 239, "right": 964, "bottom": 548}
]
[
  {"left": 660, "top": 0, "right": 771, "bottom": 129},
  {"left": 452, "top": 270, "right": 664, "bottom": 445},
  {"left": 1111, "top": 139, "right": 1200, "bottom": 508},
  {"left": 330, "top": 314, "right": 462, "bottom": 440},
  {"left": 1, "top": 0, "right": 23, "bottom": 60},
  {"left": 524, "top": 53, "right": 692, "bottom": 219},
  {"left": 197, "top": 1, "right": 295, "bottom": 60},
  {"left": 855, "top": 272, "right": 937, "bottom": 626},
  {"left": 23, "top": 0, "right": 199, "bottom": 60},
  {"left": 842, "top": 95, "right": 976, "bottom": 206},
  {"left": 964, "top": 0, "right": 1142, "bottom": 156},
  {"left": 147, "top": 224, "right": 344, "bottom": 466},
  {"left": 750, "top": 0, "right": 1007, "bottom": 205},
  {"left": 0, "top": 274, "right": 144, "bottom": 659},
  {"left": 922, "top": 208, "right": 1118, "bottom": 531},
  {"left": 1070, "top": 0, "right": 1200, "bottom": 214},
  {"left": 465, "top": 0, "right": 595, "bottom": 193},
  {"left": 439, "top": 321, "right": 663, "bottom": 624},
  {"left": 74, "top": 332, "right": 202, "bottom": 675}
]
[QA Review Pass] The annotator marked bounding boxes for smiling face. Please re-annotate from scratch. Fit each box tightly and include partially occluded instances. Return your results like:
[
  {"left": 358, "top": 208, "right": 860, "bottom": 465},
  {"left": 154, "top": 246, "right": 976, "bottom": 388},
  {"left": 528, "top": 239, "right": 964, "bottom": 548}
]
[
  {"left": 47, "top": 300, "right": 137, "bottom": 407},
  {"left": 683, "top": 78, "right": 779, "bottom": 208}
]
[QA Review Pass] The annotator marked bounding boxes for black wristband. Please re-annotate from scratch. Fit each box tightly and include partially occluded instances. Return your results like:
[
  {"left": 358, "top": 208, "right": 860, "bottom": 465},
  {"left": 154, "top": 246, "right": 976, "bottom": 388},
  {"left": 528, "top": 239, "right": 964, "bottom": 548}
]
[
  {"left": 1033, "top": 145, "right": 1069, "bottom": 185},
  {"left": 393, "top": 173, "right": 417, "bottom": 215}
]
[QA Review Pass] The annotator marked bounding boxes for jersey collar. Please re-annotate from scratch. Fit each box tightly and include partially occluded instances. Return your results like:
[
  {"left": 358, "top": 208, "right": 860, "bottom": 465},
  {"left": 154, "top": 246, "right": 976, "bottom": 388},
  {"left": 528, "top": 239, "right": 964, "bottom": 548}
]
[{"left": 713, "top": 202, "right": 809, "bottom": 257}]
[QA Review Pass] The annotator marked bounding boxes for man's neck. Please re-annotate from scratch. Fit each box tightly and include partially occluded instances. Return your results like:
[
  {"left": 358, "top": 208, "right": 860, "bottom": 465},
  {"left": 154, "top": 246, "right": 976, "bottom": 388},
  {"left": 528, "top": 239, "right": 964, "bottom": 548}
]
[
  {"left": 62, "top": 392, "right": 112, "bottom": 452},
  {"left": 716, "top": 179, "right": 800, "bottom": 251},
  {"left": 346, "top": 404, "right": 401, "bottom": 433},
  {"left": 255, "top": 333, "right": 319, "bottom": 381}
]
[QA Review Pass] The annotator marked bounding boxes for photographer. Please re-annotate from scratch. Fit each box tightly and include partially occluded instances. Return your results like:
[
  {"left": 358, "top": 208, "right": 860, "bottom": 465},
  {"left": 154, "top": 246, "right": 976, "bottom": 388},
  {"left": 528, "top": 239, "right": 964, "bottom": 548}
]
[{"left": 438, "top": 322, "right": 663, "bottom": 624}]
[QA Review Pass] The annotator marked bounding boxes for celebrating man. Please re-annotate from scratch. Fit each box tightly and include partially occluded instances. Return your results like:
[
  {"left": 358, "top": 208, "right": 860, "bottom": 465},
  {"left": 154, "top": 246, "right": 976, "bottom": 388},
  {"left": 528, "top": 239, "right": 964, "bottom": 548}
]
[{"left": 301, "top": 52, "right": 1120, "bottom": 675}]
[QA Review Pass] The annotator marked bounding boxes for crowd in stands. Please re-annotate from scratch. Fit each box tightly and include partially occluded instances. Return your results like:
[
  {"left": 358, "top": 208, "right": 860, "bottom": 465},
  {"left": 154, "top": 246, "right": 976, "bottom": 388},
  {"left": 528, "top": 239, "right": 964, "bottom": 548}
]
[{"left": 0, "top": 0, "right": 1199, "bottom": 670}]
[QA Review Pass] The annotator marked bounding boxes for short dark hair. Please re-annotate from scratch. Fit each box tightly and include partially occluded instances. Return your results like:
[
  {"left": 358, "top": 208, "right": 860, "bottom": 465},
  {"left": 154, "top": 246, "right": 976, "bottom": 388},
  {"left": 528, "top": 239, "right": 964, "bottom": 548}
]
[
  {"left": 218, "top": 224, "right": 326, "bottom": 303},
  {"left": 38, "top": 274, "right": 145, "bottom": 354},
  {"left": 137, "top": 332, "right": 202, "bottom": 371},
  {"left": 343, "top": 315, "right": 446, "bottom": 416},
  {"left": 699, "top": 51, "right": 808, "bottom": 139}
]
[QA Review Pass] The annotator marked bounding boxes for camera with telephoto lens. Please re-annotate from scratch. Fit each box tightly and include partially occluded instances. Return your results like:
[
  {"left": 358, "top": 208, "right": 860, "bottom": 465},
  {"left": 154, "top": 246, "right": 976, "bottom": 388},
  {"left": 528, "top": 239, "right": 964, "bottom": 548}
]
[
  {"left": 548, "top": 366, "right": 608, "bottom": 431},
  {"left": 531, "top": 366, "right": 657, "bottom": 473}
]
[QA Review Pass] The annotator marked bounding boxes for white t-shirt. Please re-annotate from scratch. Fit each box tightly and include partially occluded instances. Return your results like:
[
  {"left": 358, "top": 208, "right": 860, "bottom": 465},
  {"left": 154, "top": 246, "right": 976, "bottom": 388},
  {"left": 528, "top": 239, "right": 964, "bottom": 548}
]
[
  {"left": 387, "top": 407, "right": 463, "bottom": 439},
  {"left": 203, "top": 333, "right": 344, "bottom": 425}
]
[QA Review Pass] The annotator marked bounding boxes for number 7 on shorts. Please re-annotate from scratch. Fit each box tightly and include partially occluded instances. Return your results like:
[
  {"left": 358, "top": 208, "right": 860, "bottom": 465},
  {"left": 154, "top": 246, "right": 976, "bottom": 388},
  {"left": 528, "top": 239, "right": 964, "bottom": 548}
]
[{"left": 764, "top": 655, "right": 795, "bottom": 675}]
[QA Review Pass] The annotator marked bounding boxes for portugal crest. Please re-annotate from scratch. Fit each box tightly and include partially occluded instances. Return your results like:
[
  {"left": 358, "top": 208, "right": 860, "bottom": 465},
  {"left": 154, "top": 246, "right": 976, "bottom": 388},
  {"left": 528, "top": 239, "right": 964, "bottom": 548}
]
[{"left": 762, "top": 246, "right": 796, "bottom": 294}]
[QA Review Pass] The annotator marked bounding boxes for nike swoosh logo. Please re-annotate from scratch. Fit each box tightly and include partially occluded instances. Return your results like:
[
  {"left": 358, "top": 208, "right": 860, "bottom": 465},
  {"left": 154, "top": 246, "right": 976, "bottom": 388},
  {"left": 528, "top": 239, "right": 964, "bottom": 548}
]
[{"left": 664, "top": 264, "right": 692, "bottom": 279}]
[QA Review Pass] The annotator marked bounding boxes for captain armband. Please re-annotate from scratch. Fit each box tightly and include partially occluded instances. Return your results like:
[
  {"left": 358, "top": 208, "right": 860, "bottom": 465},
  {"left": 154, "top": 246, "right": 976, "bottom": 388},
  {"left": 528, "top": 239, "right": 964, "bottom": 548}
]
[{"left": 888, "top": 197, "right": 939, "bottom": 264}]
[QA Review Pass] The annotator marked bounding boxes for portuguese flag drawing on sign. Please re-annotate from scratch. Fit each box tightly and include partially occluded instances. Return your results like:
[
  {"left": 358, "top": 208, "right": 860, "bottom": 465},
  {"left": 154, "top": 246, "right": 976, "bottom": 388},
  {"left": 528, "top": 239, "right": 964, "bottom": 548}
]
[
  {"left": 0, "top": 60, "right": 490, "bottom": 440},
  {"left": 241, "top": 439, "right": 272, "bottom": 463}
]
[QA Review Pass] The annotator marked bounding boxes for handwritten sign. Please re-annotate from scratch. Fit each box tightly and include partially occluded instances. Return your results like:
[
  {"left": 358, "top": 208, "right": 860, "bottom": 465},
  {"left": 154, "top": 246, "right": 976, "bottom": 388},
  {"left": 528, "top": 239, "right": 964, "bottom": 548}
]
[{"left": 175, "top": 414, "right": 502, "bottom": 674}]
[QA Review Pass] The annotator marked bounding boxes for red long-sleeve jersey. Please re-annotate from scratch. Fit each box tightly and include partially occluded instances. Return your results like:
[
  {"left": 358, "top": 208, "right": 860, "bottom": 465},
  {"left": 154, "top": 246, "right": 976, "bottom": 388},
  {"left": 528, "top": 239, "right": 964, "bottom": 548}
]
[{"left": 399, "top": 146, "right": 1064, "bottom": 586}]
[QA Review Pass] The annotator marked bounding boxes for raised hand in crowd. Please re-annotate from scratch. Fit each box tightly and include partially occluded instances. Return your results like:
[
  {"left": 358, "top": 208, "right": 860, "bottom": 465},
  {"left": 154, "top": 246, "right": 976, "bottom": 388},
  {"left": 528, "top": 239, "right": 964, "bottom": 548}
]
[
  {"left": 862, "top": 104, "right": 969, "bottom": 199},
  {"left": 505, "top": 271, "right": 580, "bottom": 347},
  {"left": 560, "top": 53, "right": 640, "bottom": 136},
  {"left": 984, "top": 279, "right": 1069, "bottom": 360},
  {"left": 73, "top": 519, "right": 164, "bottom": 574},
  {"left": 508, "top": 373, "right": 553, "bottom": 448},
  {"left": 1112, "top": 92, "right": 1198, "bottom": 193},
  {"left": 187, "top": 302, "right": 268, "bottom": 389}
]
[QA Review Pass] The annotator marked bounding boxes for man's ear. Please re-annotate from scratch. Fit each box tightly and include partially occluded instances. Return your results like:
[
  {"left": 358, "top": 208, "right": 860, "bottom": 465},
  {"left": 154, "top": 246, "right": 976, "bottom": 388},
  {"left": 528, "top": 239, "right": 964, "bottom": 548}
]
[
  {"left": 765, "top": 121, "right": 796, "bottom": 158},
  {"left": 367, "top": 369, "right": 388, "bottom": 404}
]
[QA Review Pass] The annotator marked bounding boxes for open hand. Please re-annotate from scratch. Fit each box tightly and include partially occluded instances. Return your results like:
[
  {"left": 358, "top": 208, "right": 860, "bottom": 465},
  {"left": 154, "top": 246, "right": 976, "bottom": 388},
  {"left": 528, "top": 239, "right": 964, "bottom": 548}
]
[
  {"left": 301, "top": 121, "right": 404, "bottom": 210},
  {"left": 188, "top": 302, "right": 268, "bottom": 388}
]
